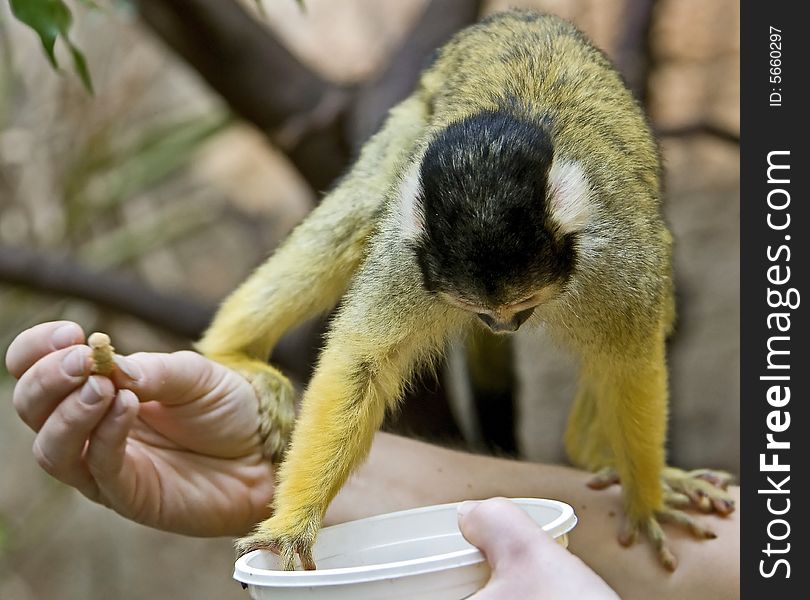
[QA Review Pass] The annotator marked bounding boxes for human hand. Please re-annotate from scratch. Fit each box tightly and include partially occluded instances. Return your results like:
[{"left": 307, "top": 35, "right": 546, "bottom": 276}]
[
  {"left": 6, "top": 321, "right": 275, "bottom": 537},
  {"left": 458, "top": 498, "right": 619, "bottom": 600}
]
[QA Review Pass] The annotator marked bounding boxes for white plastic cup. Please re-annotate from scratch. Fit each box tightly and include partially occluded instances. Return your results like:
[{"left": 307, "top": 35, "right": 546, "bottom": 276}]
[{"left": 233, "top": 497, "right": 577, "bottom": 600}]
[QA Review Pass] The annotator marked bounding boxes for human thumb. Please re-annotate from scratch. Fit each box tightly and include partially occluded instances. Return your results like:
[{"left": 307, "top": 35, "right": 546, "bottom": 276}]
[
  {"left": 457, "top": 497, "right": 562, "bottom": 573},
  {"left": 458, "top": 498, "right": 619, "bottom": 600}
]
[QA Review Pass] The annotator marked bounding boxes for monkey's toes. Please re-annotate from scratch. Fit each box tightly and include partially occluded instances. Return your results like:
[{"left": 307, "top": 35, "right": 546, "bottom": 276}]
[
  {"left": 620, "top": 513, "right": 684, "bottom": 571},
  {"left": 657, "top": 507, "right": 717, "bottom": 540},
  {"left": 251, "top": 369, "right": 296, "bottom": 463},
  {"left": 662, "top": 467, "right": 735, "bottom": 515},
  {"left": 587, "top": 467, "right": 620, "bottom": 490}
]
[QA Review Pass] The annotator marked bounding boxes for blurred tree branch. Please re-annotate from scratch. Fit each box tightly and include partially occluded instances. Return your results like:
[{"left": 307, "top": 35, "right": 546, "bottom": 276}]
[
  {"left": 614, "top": 0, "right": 740, "bottom": 146},
  {"left": 658, "top": 123, "right": 740, "bottom": 145},
  {"left": 134, "top": 0, "right": 483, "bottom": 191},
  {"left": 348, "top": 0, "right": 485, "bottom": 147},
  {"left": 0, "top": 246, "right": 214, "bottom": 338},
  {"left": 0, "top": 246, "right": 319, "bottom": 381},
  {"left": 133, "top": 0, "right": 351, "bottom": 190},
  {"left": 615, "top": 0, "right": 658, "bottom": 104}
]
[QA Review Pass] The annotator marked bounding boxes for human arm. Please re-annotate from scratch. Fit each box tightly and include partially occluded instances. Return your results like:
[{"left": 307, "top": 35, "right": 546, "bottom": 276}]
[{"left": 7, "top": 321, "right": 739, "bottom": 599}]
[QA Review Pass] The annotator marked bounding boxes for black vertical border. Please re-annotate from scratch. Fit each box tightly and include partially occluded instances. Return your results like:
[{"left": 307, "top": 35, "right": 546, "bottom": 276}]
[{"left": 741, "top": 1, "right": 807, "bottom": 597}]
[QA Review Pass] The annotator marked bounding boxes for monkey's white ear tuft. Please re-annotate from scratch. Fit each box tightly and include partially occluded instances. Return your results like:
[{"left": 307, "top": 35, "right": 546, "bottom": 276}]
[
  {"left": 547, "top": 158, "right": 592, "bottom": 234},
  {"left": 397, "top": 162, "right": 426, "bottom": 240}
]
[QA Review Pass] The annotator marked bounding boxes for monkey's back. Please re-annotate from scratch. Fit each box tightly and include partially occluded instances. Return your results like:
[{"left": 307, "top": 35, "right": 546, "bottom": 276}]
[
  {"left": 418, "top": 11, "right": 671, "bottom": 352},
  {"left": 421, "top": 11, "right": 660, "bottom": 202}
]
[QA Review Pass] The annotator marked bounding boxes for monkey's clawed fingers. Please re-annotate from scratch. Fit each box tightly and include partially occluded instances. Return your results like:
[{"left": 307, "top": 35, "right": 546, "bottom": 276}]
[
  {"left": 235, "top": 522, "right": 317, "bottom": 571},
  {"left": 589, "top": 467, "right": 736, "bottom": 515},
  {"left": 619, "top": 508, "right": 717, "bottom": 572},
  {"left": 619, "top": 514, "right": 678, "bottom": 571},
  {"left": 662, "top": 467, "right": 735, "bottom": 515}
]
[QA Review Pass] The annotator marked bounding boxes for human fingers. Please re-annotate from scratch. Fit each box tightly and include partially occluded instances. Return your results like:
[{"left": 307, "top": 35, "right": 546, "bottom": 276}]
[
  {"left": 459, "top": 498, "right": 619, "bottom": 600},
  {"left": 110, "top": 350, "right": 225, "bottom": 406},
  {"left": 85, "top": 389, "right": 140, "bottom": 505},
  {"left": 13, "top": 345, "right": 91, "bottom": 431},
  {"left": 5, "top": 321, "right": 85, "bottom": 378},
  {"left": 31, "top": 376, "right": 116, "bottom": 500}
]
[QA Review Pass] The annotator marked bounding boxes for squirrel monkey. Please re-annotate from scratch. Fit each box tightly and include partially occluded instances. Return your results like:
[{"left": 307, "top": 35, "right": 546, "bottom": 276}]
[{"left": 198, "top": 11, "right": 735, "bottom": 571}]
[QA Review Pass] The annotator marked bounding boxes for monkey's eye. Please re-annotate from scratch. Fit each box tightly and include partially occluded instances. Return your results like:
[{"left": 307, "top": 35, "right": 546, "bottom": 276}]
[
  {"left": 439, "top": 292, "right": 484, "bottom": 313},
  {"left": 513, "top": 307, "right": 535, "bottom": 327},
  {"left": 508, "top": 294, "right": 540, "bottom": 312},
  {"left": 477, "top": 313, "right": 497, "bottom": 329}
]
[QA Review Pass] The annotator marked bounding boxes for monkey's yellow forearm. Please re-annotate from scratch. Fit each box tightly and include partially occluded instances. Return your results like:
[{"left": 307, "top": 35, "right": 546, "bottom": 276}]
[{"left": 271, "top": 350, "right": 396, "bottom": 528}]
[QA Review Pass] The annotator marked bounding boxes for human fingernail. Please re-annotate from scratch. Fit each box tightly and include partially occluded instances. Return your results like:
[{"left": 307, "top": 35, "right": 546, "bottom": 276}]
[
  {"left": 52, "top": 323, "right": 81, "bottom": 349},
  {"left": 62, "top": 347, "right": 88, "bottom": 377},
  {"left": 114, "top": 355, "right": 142, "bottom": 381},
  {"left": 457, "top": 501, "right": 480, "bottom": 520},
  {"left": 81, "top": 376, "right": 106, "bottom": 404},
  {"left": 112, "top": 392, "right": 132, "bottom": 416}
]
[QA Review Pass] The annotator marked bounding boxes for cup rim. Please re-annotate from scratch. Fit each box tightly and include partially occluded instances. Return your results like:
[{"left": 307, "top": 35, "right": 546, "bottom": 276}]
[{"left": 233, "top": 497, "right": 577, "bottom": 588}]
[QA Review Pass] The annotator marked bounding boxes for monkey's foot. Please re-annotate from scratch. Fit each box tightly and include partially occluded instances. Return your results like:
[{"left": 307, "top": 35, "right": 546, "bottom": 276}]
[
  {"left": 235, "top": 514, "right": 318, "bottom": 571},
  {"left": 617, "top": 508, "right": 717, "bottom": 571},
  {"left": 588, "top": 466, "right": 735, "bottom": 515},
  {"left": 205, "top": 356, "right": 296, "bottom": 463},
  {"left": 588, "top": 466, "right": 735, "bottom": 570},
  {"left": 251, "top": 367, "right": 296, "bottom": 463}
]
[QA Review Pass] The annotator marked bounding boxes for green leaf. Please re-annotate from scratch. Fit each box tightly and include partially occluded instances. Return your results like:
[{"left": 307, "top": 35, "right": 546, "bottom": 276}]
[
  {"left": 9, "top": 0, "right": 93, "bottom": 92},
  {"left": 67, "top": 39, "right": 93, "bottom": 92}
]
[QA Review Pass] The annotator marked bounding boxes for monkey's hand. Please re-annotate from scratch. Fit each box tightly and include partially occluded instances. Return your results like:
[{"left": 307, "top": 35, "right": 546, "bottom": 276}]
[
  {"left": 203, "top": 356, "right": 296, "bottom": 463},
  {"left": 235, "top": 508, "right": 319, "bottom": 571},
  {"left": 588, "top": 466, "right": 735, "bottom": 570}
]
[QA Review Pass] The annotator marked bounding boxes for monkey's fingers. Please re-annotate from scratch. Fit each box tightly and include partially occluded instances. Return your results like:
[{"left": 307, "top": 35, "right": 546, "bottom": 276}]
[
  {"left": 620, "top": 505, "right": 720, "bottom": 572},
  {"left": 586, "top": 467, "right": 620, "bottom": 490},
  {"left": 662, "top": 467, "right": 735, "bottom": 515},
  {"left": 642, "top": 516, "right": 678, "bottom": 572},
  {"left": 234, "top": 533, "right": 316, "bottom": 571},
  {"left": 235, "top": 515, "right": 319, "bottom": 571}
]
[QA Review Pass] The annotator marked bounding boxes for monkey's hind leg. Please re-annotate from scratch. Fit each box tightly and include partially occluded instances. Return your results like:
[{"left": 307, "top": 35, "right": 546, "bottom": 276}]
[{"left": 466, "top": 328, "right": 518, "bottom": 454}]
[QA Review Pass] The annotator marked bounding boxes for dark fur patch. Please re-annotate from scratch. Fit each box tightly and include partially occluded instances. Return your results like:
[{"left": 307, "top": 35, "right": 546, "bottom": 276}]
[{"left": 412, "top": 110, "right": 575, "bottom": 306}]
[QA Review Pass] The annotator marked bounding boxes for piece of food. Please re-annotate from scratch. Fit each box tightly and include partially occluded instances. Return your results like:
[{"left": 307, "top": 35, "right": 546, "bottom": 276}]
[{"left": 88, "top": 332, "right": 115, "bottom": 375}]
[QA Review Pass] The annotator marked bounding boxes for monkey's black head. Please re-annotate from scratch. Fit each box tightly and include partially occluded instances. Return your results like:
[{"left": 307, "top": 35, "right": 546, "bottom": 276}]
[{"left": 405, "top": 110, "right": 582, "bottom": 333}]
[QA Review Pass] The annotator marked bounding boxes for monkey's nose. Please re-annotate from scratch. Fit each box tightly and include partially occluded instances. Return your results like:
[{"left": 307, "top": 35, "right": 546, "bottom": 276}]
[{"left": 478, "top": 308, "right": 535, "bottom": 333}]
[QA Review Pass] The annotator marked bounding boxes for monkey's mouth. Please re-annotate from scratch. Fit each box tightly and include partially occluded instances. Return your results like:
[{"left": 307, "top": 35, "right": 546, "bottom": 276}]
[{"left": 477, "top": 307, "right": 535, "bottom": 333}]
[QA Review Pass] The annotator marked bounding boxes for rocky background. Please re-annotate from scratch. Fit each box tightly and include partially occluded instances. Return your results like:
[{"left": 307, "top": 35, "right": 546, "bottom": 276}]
[{"left": 0, "top": 0, "right": 738, "bottom": 597}]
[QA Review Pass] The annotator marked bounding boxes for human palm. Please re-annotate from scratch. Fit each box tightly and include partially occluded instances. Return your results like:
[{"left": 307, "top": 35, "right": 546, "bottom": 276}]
[{"left": 6, "top": 322, "right": 276, "bottom": 537}]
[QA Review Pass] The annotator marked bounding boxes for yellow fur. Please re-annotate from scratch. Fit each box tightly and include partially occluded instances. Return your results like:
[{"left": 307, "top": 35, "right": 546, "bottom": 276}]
[{"left": 200, "top": 11, "right": 728, "bottom": 571}]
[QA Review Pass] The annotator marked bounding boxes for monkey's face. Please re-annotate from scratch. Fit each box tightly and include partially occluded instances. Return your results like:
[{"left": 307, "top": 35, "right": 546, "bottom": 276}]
[{"left": 401, "top": 110, "right": 585, "bottom": 334}]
